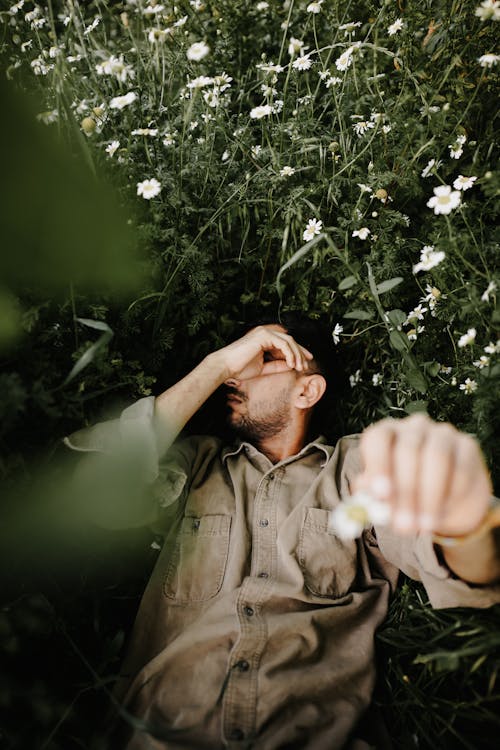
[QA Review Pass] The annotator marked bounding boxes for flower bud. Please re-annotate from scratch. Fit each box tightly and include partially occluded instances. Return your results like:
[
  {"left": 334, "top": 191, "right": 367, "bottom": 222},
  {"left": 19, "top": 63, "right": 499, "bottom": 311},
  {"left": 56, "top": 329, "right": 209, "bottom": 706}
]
[
  {"left": 375, "top": 188, "right": 388, "bottom": 201},
  {"left": 80, "top": 116, "right": 96, "bottom": 135}
]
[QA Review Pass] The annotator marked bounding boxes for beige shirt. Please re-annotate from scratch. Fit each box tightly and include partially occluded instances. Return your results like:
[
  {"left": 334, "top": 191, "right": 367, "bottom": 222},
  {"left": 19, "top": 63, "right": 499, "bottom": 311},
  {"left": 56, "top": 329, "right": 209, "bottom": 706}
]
[{"left": 66, "top": 397, "right": 500, "bottom": 750}]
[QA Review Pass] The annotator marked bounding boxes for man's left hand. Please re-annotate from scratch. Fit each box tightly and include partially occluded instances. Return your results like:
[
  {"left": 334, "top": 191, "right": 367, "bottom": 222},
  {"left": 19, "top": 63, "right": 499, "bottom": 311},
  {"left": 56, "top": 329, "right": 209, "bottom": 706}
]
[{"left": 354, "top": 413, "right": 493, "bottom": 537}]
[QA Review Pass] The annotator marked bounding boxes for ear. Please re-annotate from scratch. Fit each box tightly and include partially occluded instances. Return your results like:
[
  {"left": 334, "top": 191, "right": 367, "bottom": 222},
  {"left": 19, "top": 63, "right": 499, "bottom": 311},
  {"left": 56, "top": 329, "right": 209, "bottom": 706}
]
[{"left": 294, "top": 374, "right": 327, "bottom": 410}]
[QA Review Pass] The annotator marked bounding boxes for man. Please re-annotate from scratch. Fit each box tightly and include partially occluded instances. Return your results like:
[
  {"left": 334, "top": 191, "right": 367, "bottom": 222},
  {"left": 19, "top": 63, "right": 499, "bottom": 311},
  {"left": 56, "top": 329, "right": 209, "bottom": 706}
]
[{"left": 66, "top": 313, "right": 500, "bottom": 750}]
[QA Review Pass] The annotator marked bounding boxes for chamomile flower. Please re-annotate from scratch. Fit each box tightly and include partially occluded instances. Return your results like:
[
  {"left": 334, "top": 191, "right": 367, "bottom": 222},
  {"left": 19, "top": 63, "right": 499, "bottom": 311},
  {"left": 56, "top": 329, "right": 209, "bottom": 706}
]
[
  {"left": 279, "top": 166, "right": 295, "bottom": 177},
  {"left": 105, "top": 140, "right": 120, "bottom": 157},
  {"left": 475, "top": 1, "right": 500, "bottom": 21},
  {"left": 481, "top": 281, "right": 497, "bottom": 301},
  {"left": 332, "top": 323, "right": 343, "bottom": 345},
  {"left": 187, "top": 41, "right": 210, "bottom": 61},
  {"left": 388, "top": 18, "right": 404, "bottom": 35},
  {"left": 352, "top": 227, "right": 370, "bottom": 240},
  {"left": 136, "top": 178, "right": 162, "bottom": 200},
  {"left": 478, "top": 53, "right": 500, "bottom": 67},
  {"left": 293, "top": 55, "right": 313, "bottom": 71},
  {"left": 412, "top": 245, "right": 445, "bottom": 274},
  {"left": 372, "top": 372, "right": 383, "bottom": 386},
  {"left": 459, "top": 378, "right": 478, "bottom": 395},
  {"left": 349, "top": 370, "right": 362, "bottom": 387},
  {"left": 303, "top": 218, "right": 323, "bottom": 242},
  {"left": 453, "top": 175, "right": 477, "bottom": 191},
  {"left": 288, "top": 37, "right": 306, "bottom": 56},
  {"left": 339, "top": 21, "right": 362, "bottom": 35},
  {"left": 426, "top": 185, "right": 461, "bottom": 215},
  {"left": 458, "top": 328, "right": 477, "bottom": 347},
  {"left": 250, "top": 104, "right": 273, "bottom": 119},
  {"left": 328, "top": 492, "right": 390, "bottom": 540},
  {"left": 109, "top": 91, "right": 137, "bottom": 110},
  {"left": 473, "top": 356, "right": 490, "bottom": 369},
  {"left": 484, "top": 340, "right": 500, "bottom": 354},
  {"left": 335, "top": 46, "right": 354, "bottom": 71},
  {"left": 307, "top": 1, "right": 323, "bottom": 13},
  {"left": 353, "top": 120, "right": 375, "bottom": 136},
  {"left": 131, "top": 128, "right": 158, "bottom": 136}
]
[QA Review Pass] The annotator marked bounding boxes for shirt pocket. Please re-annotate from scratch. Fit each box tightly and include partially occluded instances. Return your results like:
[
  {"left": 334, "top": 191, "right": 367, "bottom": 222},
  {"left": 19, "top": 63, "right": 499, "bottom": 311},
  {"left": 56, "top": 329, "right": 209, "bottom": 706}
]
[
  {"left": 298, "top": 507, "right": 357, "bottom": 598},
  {"left": 163, "top": 514, "right": 232, "bottom": 603}
]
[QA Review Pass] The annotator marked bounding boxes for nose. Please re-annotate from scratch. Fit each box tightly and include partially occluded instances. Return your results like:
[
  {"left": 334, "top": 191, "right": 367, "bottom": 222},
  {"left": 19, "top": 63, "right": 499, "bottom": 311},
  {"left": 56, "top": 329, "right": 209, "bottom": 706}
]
[{"left": 224, "top": 376, "right": 241, "bottom": 387}]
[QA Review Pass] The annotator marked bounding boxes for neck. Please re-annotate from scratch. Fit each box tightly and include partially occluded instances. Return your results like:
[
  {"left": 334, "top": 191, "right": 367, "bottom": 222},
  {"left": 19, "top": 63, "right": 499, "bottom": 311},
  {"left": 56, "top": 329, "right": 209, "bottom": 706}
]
[{"left": 254, "top": 419, "right": 309, "bottom": 463}]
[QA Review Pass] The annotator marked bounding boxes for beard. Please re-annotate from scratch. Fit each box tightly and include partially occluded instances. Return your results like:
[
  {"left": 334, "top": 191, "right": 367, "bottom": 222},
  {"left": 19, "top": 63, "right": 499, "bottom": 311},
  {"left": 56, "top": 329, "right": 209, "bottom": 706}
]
[{"left": 226, "top": 389, "right": 292, "bottom": 444}]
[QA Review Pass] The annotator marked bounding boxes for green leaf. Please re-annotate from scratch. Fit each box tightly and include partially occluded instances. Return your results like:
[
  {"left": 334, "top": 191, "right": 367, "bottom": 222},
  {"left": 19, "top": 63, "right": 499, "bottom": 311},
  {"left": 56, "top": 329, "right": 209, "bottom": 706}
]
[
  {"left": 343, "top": 309, "right": 374, "bottom": 320},
  {"left": 63, "top": 318, "right": 114, "bottom": 386},
  {"left": 389, "top": 329, "right": 409, "bottom": 352},
  {"left": 387, "top": 309, "right": 407, "bottom": 328},
  {"left": 406, "top": 368, "right": 428, "bottom": 394},
  {"left": 276, "top": 233, "right": 324, "bottom": 294},
  {"left": 405, "top": 400, "right": 429, "bottom": 415},
  {"left": 426, "top": 361, "right": 440, "bottom": 377},
  {"left": 376, "top": 277, "right": 403, "bottom": 294},
  {"left": 338, "top": 275, "right": 357, "bottom": 291}
]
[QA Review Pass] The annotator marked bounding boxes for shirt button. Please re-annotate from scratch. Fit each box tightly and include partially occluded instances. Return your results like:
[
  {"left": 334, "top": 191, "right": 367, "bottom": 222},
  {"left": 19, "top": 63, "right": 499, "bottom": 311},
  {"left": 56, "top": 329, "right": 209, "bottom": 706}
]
[
  {"left": 244, "top": 606, "right": 254, "bottom": 617},
  {"left": 259, "top": 518, "right": 269, "bottom": 527},
  {"left": 268, "top": 473, "right": 275, "bottom": 481},
  {"left": 192, "top": 519, "right": 200, "bottom": 530},
  {"left": 235, "top": 659, "right": 250, "bottom": 672},
  {"left": 258, "top": 572, "right": 269, "bottom": 578},
  {"left": 229, "top": 728, "right": 245, "bottom": 741}
]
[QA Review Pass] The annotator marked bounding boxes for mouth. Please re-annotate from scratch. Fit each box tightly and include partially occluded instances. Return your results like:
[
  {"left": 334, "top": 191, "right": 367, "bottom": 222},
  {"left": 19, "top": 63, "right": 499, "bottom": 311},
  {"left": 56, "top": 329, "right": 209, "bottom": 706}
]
[{"left": 226, "top": 391, "right": 245, "bottom": 406}]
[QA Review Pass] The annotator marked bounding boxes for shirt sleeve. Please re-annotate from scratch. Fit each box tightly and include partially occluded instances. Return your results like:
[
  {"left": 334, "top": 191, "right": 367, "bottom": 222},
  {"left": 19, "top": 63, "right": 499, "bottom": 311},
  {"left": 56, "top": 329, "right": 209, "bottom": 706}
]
[{"left": 64, "top": 396, "right": 196, "bottom": 530}]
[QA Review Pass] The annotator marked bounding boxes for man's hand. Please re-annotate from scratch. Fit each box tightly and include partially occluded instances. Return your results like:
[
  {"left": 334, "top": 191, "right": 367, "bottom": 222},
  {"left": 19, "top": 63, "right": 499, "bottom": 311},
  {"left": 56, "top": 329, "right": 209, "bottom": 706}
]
[
  {"left": 354, "top": 413, "right": 493, "bottom": 537},
  {"left": 214, "top": 325, "right": 314, "bottom": 383}
]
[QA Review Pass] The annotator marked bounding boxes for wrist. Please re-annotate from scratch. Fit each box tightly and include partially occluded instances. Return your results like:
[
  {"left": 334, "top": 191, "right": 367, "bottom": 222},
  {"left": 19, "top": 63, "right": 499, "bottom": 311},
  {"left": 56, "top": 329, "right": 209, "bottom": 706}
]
[
  {"left": 203, "top": 350, "right": 231, "bottom": 384},
  {"left": 432, "top": 499, "right": 500, "bottom": 549}
]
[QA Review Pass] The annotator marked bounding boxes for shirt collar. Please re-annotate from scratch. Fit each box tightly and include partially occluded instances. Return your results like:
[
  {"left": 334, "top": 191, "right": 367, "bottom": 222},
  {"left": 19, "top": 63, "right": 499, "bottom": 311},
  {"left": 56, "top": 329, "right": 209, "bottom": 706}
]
[{"left": 222, "top": 436, "right": 333, "bottom": 468}]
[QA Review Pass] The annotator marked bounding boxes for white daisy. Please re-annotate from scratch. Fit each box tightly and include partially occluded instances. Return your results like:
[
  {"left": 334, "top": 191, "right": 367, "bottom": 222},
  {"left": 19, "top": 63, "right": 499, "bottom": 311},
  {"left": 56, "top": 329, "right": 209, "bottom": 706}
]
[
  {"left": 457, "top": 328, "right": 477, "bottom": 348},
  {"left": 186, "top": 41, "right": 210, "bottom": 61},
  {"left": 453, "top": 175, "right": 477, "bottom": 191},
  {"left": 293, "top": 55, "right": 313, "bottom": 71},
  {"left": 303, "top": 218, "right": 323, "bottom": 242},
  {"left": 328, "top": 492, "right": 391, "bottom": 540},
  {"left": 372, "top": 372, "right": 383, "bottom": 386},
  {"left": 288, "top": 37, "right": 305, "bottom": 56},
  {"left": 478, "top": 53, "right": 500, "bottom": 67},
  {"left": 475, "top": 1, "right": 500, "bottom": 21},
  {"left": 352, "top": 227, "right": 370, "bottom": 240},
  {"left": 187, "top": 76, "right": 214, "bottom": 89},
  {"left": 459, "top": 378, "right": 478, "bottom": 395},
  {"left": 349, "top": 369, "right": 362, "bottom": 387},
  {"left": 412, "top": 245, "right": 446, "bottom": 274},
  {"left": 484, "top": 340, "right": 500, "bottom": 354},
  {"left": 136, "top": 178, "right": 162, "bottom": 200},
  {"left": 481, "top": 280, "right": 497, "bottom": 301},
  {"left": 353, "top": 120, "right": 375, "bottom": 136},
  {"left": 339, "top": 21, "right": 362, "bottom": 35},
  {"left": 307, "top": 1, "right": 323, "bottom": 13},
  {"left": 473, "top": 356, "right": 490, "bottom": 369},
  {"left": 109, "top": 91, "right": 137, "bottom": 109},
  {"left": 250, "top": 104, "right": 273, "bottom": 119},
  {"left": 387, "top": 18, "right": 404, "bottom": 35},
  {"left": 335, "top": 46, "right": 354, "bottom": 71},
  {"left": 131, "top": 128, "right": 158, "bottom": 136},
  {"left": 332, "top": 323, "right": 343, "bottom": 345},
  {"left": 279, "top": 166, "right": 295, "bottom": 177},
  {"left": 105, "top": 140, "right": 120, "bottom": 157},
  {"left": 426, "top": 185, "right": 461, "bottom": 215}
]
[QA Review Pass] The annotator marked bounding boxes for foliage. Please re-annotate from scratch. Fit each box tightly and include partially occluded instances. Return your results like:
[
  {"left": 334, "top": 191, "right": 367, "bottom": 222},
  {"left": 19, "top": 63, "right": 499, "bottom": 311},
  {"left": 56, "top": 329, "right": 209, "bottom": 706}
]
[{"left": 0, "top": 0, "right": 499, "bottom": 748}]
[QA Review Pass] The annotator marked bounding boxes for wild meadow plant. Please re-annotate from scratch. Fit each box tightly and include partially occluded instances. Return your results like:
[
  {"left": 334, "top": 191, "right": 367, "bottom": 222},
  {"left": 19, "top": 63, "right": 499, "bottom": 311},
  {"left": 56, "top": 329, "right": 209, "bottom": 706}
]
[{"left": 0, "top": 1, "right": 499, "bottom": 748}]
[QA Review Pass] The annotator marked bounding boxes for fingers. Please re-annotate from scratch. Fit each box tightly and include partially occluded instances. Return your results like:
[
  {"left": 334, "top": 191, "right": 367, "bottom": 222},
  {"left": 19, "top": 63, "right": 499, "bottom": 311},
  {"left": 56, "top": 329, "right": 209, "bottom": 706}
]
[
  {"left": 355, "top": 414, "right": 492, "bottom": 537},
  {"left": 269, "top": 330, "right": 313, "bottom": 372}
]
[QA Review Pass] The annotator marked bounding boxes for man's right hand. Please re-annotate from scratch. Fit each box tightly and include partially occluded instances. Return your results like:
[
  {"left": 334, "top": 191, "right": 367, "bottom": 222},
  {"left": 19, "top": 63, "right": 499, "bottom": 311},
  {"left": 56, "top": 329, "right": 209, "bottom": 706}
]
[{"left": 213, "top": 325, "right": 314, "bottom": 383}]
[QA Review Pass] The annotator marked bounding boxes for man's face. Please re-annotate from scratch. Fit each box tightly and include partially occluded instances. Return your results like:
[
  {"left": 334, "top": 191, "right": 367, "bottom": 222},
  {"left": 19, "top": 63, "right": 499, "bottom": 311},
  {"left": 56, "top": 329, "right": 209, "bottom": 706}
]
[{"left": 225, "top": 325, "right": 299, "bottom": 443}]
